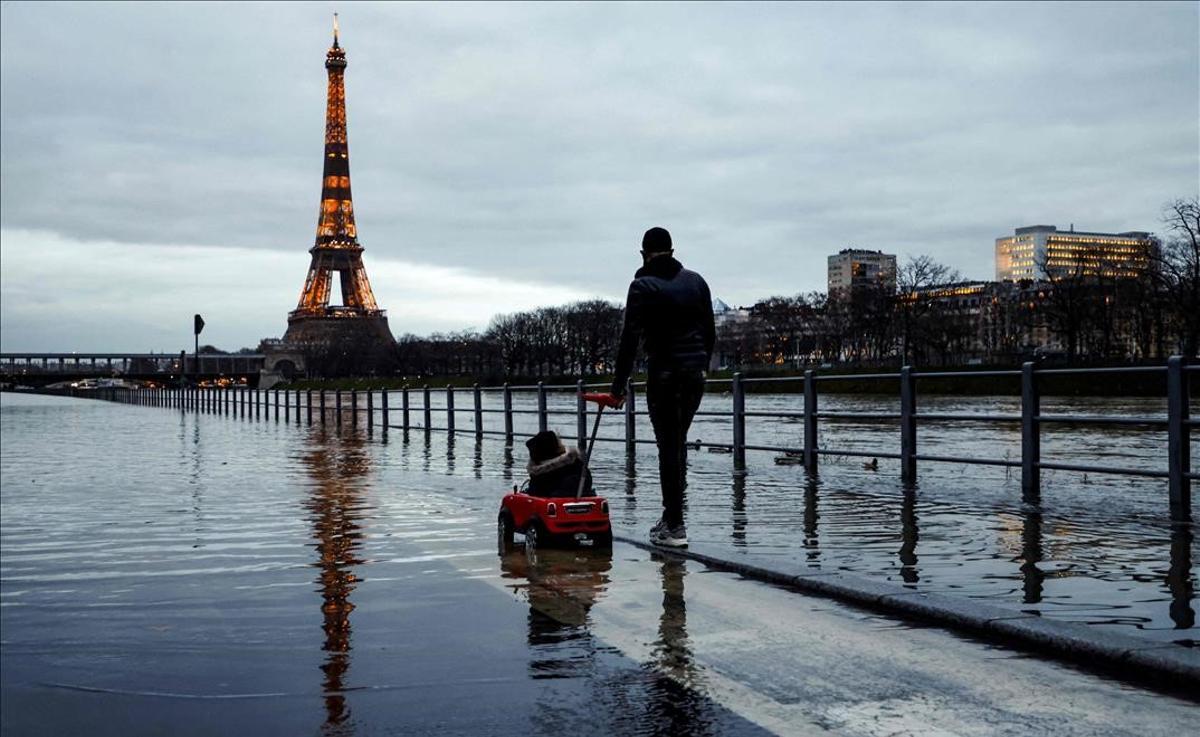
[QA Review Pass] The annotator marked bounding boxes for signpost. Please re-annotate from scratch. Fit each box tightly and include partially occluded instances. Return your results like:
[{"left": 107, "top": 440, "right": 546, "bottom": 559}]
[{"left": 193, "top": 314, "right": 205, "bottom": 387}]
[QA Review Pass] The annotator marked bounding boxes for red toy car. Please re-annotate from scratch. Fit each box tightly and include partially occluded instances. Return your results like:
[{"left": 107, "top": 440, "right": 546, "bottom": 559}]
[
  {"left": 498, "top": 488, "right": 612, "bottom": 549},
  {"left": 497, "top": 392, "right": 622, "bottom": 550}
]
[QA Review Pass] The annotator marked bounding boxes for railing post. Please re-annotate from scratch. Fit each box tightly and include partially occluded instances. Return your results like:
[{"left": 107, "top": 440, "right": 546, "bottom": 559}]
[
  {"left": 402, "top": 386, "right": 410, "bottom": 432},
  {"left": 351, "top": 389, "right": 359, "bottom": 428},
  {"left": 423, "top": 385, "right": 431, "bottom": 433},
  {"left": 474, "top": 384, "right": 483, "bottom": 440},
  {"left": 446, "top": 385, "right": 455, "bottom": 434},
  {"left": 381, "top": 389, "right": 389, "bottom": 434},
  {"left": 804, "top": 369, "right": 818, "bottom": 472},
  {"left": 732, "top": 372, "right": 746, "bottom": 470},
  {"left": 537, "top": 381, "right": 548, "bottom": 433},
  {"left": 1167, "top": 356, "right": 1191, "bottom": 520},
  {"left": 335, "top": 390, "right": 343, "bottom": 427},
  {"left": 624, "top": 380, "right": 636, "bottom": 456},
  {"left": 503, "top": 382, "right": 513, "bottom": 439},
  {"left": 576, "top": 379, "right": 587, "bottom": 445},
  {"left": 272, "top": 389, "right": 278, "bottom": 422},
  {"left": 295, "top": 389, "right": 301, "bottom": 425},
  {"left": 367, "top": 390, "right": 374, "bottom": 433},
  {"left": 307, "top": 389, "right": 313, "bottom": 425},
  {"left": 285, "top": 389, "right": 291, "bottom": 423},
  {"left": 1021, "top": 362, "right": 1040, "bottom": 503},
  {"left": 319, "top": 390, "right": 326, "bottom": 425},
  {"left": 900, "top": 366, "right": 917, "bottom": 482}
]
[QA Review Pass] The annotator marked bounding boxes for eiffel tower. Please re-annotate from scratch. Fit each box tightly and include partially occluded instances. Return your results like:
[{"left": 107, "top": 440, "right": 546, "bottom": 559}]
[{"left": 283, "top": 16, "right": 394, "bottom": 353}]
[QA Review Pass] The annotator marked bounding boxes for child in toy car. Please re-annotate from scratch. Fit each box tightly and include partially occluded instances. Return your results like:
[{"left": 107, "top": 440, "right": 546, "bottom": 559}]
[{"left": 525, "top": 430, "right": 594, "bottom": 498}]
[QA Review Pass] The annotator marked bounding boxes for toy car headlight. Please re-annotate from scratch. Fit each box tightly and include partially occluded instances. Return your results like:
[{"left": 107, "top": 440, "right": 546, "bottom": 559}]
[{"left": 546, "top": 503, "right": 557, "bottom": 517}]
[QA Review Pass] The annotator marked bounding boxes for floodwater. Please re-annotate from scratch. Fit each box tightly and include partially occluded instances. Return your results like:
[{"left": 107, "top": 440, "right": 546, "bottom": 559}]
[
  {"left": 1, "top": 391, "right": 1197, "bottom": 736},
  {"left": 424, "top": 387, "right": 1197, "bottom": 644}
]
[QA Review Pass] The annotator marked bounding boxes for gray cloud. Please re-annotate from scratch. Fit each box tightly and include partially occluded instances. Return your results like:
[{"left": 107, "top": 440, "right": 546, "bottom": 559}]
[{"left": 1, "top": 1, "right": 1197, "bottom": 351}]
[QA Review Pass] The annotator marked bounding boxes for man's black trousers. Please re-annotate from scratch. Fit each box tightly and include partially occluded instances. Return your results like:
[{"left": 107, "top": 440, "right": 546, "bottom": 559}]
[{"left": 646, "top": 370, "right": 706, "bottom": 529}]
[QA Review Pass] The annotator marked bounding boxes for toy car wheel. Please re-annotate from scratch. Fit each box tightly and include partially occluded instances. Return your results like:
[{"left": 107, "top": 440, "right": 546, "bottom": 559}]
[
  {"left": 497, "top": 512, "right": 515, "bottom": 553},
  {"left": 524, "top": 520, "right": 543, "bottom": 551},
  {"left": 593, "top": 530, "right": 613, "bottom": 548}
]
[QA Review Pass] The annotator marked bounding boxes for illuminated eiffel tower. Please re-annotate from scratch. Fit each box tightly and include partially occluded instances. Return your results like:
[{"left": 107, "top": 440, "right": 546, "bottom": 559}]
[{"left": 283, "top": 16, "right": 394, "bottom": 353}]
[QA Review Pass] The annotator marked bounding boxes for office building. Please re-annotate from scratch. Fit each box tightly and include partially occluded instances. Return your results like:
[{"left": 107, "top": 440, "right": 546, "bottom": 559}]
[
  {"left": 827, "top": 249, "right": 897, "bottom": 295},
  {"left": 995, "top": 225, "right": 1154, "bottom": 282}
]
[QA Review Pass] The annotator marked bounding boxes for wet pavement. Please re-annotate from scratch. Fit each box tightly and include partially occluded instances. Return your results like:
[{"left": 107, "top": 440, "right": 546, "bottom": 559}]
[{"left": 2, "top": 393, "right": 1197, "bottom": 735}]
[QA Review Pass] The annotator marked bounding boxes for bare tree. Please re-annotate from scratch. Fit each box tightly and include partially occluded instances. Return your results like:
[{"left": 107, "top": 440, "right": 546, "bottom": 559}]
[
  {"left": 896, "top": 255, "right": 961, "bottom": 365},
  {"left": 1155, "top": 196, "right": 1200, "bottom": 356}
]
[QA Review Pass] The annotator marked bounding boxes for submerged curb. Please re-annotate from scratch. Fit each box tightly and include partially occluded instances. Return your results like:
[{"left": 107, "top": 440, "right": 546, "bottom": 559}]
[{"left": 613, "top": 534, "right": 1200, "bottom": 693}]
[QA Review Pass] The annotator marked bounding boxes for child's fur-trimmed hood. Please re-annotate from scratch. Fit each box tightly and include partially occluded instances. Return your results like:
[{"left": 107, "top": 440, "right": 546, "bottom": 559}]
[{"left": 527, "top": 447, "right": 582, "bottom": 476}]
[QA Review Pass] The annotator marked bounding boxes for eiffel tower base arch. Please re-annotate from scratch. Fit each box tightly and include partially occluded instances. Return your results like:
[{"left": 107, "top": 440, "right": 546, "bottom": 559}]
[{"left": 282, "top": 315, "right": 396, "bottom": 378}]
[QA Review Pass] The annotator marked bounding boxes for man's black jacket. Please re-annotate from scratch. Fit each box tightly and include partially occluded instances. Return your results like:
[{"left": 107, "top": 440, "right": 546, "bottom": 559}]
[{"left": 611, "top": 255, "right": 715, "bottom": 394}]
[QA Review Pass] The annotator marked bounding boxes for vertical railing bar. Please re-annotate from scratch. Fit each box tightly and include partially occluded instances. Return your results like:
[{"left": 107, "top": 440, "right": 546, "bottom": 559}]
[
  {"left": 474, "top": 384, "right": 483, "bottom": 439},
  {"left": 624, "top": 380, "right": 636, "bottom": 456},
  {"left": 1167, "top": 355, "right": 1191, "bottom": 520},
  {"left": 1021, "top": 361, "right": 1040, "bottom": 503},
  {"left": 367, "top": 390, "right": 374, "bottom": 434},
  {"left": 576, "top": 379, "right": 587, "bottom": 444},
  {"left": 804, "top": 369, "right": 818, "bottom": 472},
  {"left": 423, "top": 385, "right": 431, "bottom": 434},
  {"left": 900, "top": 365, "right": 916, "bottom": 482},
  {"left": 446, "top": 385, "right": 455, "bottom": 435},
  {"left": 382, "top": 389, "right": 389, "bottom": 435},
  {"left": 537, "top": 381, "right": 548, "bottom": 433},
  {"left": 503, "top": 382, "right": 513, "bottom": 440},
  {"left": 732, "top": 372, "right": 746, "bottom": 470}
]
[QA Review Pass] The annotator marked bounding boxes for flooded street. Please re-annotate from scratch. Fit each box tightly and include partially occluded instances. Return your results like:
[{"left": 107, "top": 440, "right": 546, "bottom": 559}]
[{"left": 1, "top": 393, "right": 1196, "bottom": 735}]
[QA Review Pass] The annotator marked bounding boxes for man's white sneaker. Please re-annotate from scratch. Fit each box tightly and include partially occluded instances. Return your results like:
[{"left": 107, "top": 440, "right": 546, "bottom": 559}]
[{"left": 653, "top": 525, "right": 688, "bottom": 548}]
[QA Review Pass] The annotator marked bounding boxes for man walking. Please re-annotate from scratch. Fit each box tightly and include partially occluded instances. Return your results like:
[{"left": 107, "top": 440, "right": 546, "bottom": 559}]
[{"left": 610, "top": 227, "right": 715, "bottom": 548}]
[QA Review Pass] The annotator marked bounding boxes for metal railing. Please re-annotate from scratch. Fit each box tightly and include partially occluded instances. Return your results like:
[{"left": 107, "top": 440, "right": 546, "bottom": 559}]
[{"left": 32, "top": 356, "right": 1195, "bottom": 521}]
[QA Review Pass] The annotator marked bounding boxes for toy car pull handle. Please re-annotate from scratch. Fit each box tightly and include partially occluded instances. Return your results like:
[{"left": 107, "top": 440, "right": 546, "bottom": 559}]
[
  {"left": 580, "top": 392, "right": 623, "bottom": 409},
  {"left": 574, "top": 393, "right": 620, "bottom": 499}
]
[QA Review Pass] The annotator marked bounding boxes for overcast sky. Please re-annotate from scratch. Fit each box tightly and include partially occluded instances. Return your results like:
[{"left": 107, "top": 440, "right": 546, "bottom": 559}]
[{"left": 1, "top": 1, "right": 1196, "bottom": 352}]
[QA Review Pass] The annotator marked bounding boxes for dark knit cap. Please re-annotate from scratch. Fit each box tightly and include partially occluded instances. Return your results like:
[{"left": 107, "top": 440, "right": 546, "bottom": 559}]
[
  {"left": 525, "top": 430, "right": 564, "bottom": 464},
  {"left": 642, "top": 227, "right": 672, "bottom": 253}
]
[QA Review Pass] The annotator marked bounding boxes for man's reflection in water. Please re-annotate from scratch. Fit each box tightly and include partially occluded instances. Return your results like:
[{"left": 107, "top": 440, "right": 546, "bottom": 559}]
[
  {"left": 645, "top": 554, "right": 719, "bottom": 737},
  {"left": 1020, "top": 505, "right": 1045, "bottom": 605},
  {"left": 899, "top": 483, "right": 919, "bottom": 584},
  {"left": 1168, "top": 522, "right": 1195, "bottom": 631},
  {"left": 301, "top": 427, "right": 372, "bottom": 735}
]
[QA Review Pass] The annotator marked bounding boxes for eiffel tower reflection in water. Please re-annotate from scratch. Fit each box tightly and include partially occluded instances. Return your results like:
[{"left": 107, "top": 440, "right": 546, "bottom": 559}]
[{"left": 301, "top": 425, "right": 373, "bottom": 734}]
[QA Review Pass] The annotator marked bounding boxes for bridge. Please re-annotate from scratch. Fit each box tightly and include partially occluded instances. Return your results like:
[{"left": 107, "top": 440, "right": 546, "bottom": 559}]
[{"left": 0, "top": 352, "right": 265, "bottom": 386}]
